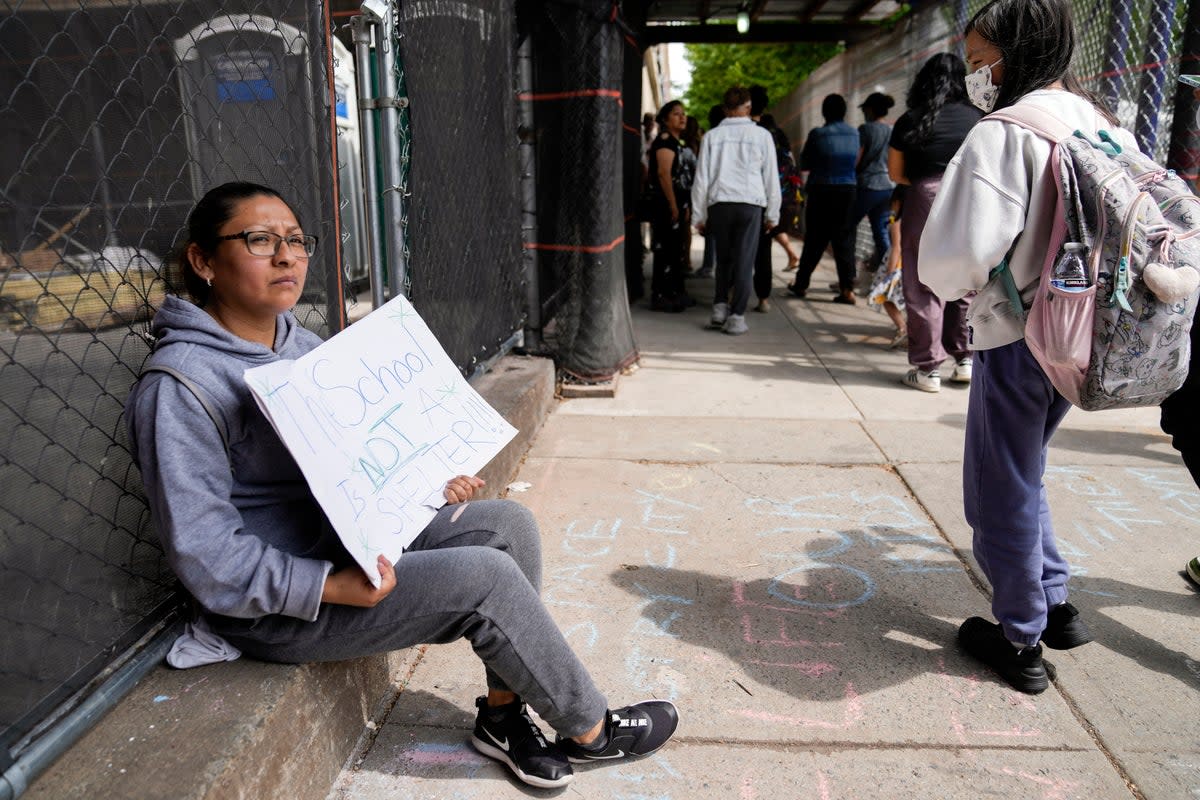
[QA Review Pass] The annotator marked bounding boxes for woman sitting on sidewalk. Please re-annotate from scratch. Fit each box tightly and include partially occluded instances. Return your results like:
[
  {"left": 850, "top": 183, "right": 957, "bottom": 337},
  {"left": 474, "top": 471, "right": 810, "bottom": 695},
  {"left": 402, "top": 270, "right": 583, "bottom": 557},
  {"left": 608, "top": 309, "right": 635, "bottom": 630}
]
[{"left": 125, "top": 182, "right": 678, "bottom": 789}]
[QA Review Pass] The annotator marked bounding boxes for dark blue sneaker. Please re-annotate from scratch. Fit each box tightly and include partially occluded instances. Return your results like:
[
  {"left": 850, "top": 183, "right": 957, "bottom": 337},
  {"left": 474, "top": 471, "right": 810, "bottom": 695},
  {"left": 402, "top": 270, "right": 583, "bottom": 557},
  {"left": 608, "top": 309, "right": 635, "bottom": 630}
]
[
  {"left": 470, "top": 697, "right": 573, "bottom": 788},
  {"left": 557, "top": 700, "right": 679, "bottom": 763}
]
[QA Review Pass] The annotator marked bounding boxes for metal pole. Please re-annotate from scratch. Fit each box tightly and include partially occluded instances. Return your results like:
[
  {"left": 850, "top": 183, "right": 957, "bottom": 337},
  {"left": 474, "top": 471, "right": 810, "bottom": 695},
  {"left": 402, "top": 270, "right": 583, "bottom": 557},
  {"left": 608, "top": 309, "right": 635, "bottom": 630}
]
[
  {"left": 0, "top": 617, "right": 179, "bottom": 800},
  {"left": 351, "top": 12, "right": 387, "bottom": 309},
  {"left": 1134, "top": 0, "right": 1175, "bottom": 156},
  {"left": 516, "top": 32, "right": 543, "bottom": 351},
  {"left": 1167, "top": 0, "right": 1200, "bottom": 185},
  {"left": 375, "top": 2, "right": 408, "bottom": 300}
]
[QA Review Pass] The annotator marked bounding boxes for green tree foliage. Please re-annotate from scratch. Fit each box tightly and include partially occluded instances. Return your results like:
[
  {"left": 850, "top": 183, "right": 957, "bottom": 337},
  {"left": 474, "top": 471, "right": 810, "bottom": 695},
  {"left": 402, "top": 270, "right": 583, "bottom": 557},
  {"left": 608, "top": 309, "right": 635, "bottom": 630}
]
[{"left": 682, "top": 42, "right": 842, "bottom": 127}]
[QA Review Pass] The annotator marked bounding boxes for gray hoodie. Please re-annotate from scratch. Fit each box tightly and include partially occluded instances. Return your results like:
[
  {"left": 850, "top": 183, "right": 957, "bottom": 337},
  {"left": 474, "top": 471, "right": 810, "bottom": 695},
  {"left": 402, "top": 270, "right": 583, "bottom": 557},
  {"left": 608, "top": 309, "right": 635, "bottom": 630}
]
[{"left": 126, "top": 295, "right": 341, "bottom": 621}]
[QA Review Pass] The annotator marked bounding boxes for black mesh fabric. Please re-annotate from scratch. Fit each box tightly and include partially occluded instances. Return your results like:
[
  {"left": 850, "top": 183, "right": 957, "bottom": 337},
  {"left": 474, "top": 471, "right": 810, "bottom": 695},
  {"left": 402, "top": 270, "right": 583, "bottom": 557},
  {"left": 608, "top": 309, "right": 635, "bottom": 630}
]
[{"left": 526, "top": 0, "right": 638, "bottom": 381}]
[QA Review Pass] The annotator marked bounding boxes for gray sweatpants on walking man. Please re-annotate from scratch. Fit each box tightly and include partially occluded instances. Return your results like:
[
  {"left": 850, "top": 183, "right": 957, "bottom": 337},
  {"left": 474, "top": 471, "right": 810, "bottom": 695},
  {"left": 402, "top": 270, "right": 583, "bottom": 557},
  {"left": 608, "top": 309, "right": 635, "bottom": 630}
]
[
  {"left": 209, "top": 500, "right": 609, "bottom": 738},
  {"left": 708, "top": 201, "right": 763, "bottom": 315}
]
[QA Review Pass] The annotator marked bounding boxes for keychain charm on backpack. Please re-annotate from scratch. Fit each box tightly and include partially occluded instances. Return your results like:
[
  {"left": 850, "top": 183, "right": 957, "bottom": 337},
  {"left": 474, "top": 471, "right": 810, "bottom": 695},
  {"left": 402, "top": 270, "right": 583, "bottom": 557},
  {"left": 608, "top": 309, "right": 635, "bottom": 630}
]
[{"left": 1143, "top": 262, "right": 1200, "bottom": 304}]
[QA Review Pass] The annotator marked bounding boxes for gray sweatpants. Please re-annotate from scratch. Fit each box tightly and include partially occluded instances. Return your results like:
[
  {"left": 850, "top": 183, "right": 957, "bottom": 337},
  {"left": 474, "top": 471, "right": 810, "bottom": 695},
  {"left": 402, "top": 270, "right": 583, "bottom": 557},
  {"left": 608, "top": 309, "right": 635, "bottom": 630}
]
[{"left": 209, "top": 500, "right": 608, "bottom": 737}]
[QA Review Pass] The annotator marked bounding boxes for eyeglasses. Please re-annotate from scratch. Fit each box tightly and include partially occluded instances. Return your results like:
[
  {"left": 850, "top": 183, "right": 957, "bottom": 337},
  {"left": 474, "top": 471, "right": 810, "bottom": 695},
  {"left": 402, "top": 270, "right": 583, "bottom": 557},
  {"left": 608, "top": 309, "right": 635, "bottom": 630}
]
[{"left": 217, "top": 230, "right": 318, "bottom": 258}]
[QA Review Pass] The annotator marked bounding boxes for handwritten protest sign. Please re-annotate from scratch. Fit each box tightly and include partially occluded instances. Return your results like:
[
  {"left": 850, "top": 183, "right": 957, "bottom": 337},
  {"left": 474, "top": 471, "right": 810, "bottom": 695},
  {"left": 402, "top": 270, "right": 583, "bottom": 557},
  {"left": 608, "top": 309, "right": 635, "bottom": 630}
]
[{"left": 244, "top": 295, "right": 517, "bottom": 586}]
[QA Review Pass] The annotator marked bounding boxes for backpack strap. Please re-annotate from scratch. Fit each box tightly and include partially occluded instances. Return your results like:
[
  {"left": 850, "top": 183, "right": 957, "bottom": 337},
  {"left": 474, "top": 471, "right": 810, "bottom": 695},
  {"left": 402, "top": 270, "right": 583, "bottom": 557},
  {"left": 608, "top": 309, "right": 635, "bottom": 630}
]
[
  {"left": 988, "top": 257, "right": 1027, "bottom": 321},
  {"left": 985, "top": 106, "right": 1076, "bottom": 143},
  {"left": 141, "top": 365, "right": 232, "bottom": 468},
  {"left": 982, "top": 105, "right": 1075, "bottom": 320}
]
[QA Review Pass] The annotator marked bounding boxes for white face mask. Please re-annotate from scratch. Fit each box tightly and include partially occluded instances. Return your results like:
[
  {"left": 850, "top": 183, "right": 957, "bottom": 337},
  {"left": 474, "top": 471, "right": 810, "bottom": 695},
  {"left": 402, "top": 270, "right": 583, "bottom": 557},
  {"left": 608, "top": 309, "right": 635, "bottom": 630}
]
[{"left": 965, "top": 59, "right": 1002, "bottom": 112}]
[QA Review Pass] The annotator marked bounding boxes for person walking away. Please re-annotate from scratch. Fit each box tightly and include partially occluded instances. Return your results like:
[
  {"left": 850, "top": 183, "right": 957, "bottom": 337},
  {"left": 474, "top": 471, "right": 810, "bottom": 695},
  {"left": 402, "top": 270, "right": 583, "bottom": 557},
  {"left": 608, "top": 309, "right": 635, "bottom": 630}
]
[
  {"left": 786, "top": 94, "right": 860, "bottom": 304},
  {"left": 889, "top": 53, "right": 982, "bottom": 392},
  {"left": 647, "top": 100, "right": 695, "bottom": 312},
  {"left": 847, "top": 92, "right": 896, "bottom": 289},
  {"left": 691, "top": 86, "right": 780, "bottom": 335},
  {"left": 919, "top": 0, "right": 1138, "bottom": 693}
]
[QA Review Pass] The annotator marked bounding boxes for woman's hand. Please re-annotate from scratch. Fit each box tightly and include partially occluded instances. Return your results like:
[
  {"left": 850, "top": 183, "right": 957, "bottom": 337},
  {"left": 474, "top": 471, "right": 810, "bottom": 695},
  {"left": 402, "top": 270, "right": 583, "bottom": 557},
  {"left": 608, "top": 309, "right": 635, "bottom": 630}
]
[
  {"left": 669, "top": 203, "right": 679, "bottom": 223},
  {"left": 444, "top": 474, "right": 485, "bottom": 504},
  {"left": 322, "top": 555, "right": 396, "bottom": 607}
]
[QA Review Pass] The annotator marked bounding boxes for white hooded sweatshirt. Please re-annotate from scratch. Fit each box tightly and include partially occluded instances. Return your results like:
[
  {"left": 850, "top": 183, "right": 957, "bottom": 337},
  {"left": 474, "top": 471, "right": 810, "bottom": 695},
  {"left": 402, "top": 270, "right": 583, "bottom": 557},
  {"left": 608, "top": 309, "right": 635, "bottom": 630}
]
[{"left": 919, "top": 89, "right": 1140, "bottom": 350}]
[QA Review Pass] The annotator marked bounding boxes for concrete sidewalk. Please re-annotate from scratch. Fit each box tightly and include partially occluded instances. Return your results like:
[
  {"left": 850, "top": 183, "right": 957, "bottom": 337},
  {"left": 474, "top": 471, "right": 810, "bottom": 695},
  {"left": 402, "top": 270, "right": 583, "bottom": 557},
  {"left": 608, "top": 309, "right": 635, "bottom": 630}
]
[{"left": 330, "top": 251, "right": 1200, "bottom": 800}]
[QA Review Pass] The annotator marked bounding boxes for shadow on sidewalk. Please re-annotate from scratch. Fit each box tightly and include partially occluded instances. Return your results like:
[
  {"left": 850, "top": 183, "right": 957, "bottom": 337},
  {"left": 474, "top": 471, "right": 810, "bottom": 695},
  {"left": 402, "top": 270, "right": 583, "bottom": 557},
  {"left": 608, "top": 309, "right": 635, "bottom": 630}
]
[
  {"left": 606, "top": 532, "right": 973, "bottom": 701},
  {"left": 1067, "top": 575, "right": 1200, "bottom": 687}
]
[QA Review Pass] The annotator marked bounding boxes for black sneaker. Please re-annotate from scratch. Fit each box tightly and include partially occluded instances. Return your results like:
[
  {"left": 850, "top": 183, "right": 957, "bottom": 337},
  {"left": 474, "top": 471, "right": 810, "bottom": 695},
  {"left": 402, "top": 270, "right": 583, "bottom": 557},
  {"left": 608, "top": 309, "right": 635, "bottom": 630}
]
[
  {"left": 556, "top": 700, "right": 679, "bottom": 763},
  {"left": 1041, "top": 602, "right": 1093, "bottom": 650},
  {"left": 958, "top": 617, "right": 1050, "bottom": 695},
  {"left": 469, "top": 697, "right": 573, "bottom": 789}
]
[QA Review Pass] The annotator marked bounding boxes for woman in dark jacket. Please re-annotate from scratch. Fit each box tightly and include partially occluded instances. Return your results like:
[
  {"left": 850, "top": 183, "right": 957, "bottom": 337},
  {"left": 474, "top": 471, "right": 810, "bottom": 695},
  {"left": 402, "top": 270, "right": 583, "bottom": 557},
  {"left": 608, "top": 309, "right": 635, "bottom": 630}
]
[
  {"left": 648, "top": 100, "right": 694, "bottom": 311},
  {"left": 888, "top": 53, "right": 983, "bottom": 392}
]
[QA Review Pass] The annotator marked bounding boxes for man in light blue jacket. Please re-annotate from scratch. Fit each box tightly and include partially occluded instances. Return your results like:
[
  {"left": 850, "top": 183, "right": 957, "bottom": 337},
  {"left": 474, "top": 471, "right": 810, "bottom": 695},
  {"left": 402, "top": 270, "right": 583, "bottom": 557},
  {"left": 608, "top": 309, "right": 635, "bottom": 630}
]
[{"left": 691, "top": 85, "right": 780, "bottom": 335}]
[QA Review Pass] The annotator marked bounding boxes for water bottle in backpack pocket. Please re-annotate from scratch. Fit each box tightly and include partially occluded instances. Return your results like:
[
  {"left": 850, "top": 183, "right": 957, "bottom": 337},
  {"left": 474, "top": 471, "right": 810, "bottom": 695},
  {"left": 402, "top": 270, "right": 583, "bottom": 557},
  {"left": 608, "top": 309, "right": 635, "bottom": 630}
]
[{"left": 1038, "top": 243, "right": 1096, "bottom": 370}]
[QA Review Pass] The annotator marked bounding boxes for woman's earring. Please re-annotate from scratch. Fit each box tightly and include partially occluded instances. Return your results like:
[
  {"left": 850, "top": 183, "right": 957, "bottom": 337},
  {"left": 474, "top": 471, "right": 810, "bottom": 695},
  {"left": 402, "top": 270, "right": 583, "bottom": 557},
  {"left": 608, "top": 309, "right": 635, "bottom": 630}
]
[{"left": 206, "top": 278, "right": 212, "bottom": 287}]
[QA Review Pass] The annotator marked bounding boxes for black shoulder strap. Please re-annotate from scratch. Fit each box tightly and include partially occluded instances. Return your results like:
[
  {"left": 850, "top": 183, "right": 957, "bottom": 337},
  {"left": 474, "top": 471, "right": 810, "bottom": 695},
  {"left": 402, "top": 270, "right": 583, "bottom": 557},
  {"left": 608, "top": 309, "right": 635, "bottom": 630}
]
[{"left": 141, "top": 365, "right": 232, "bottom": 466}]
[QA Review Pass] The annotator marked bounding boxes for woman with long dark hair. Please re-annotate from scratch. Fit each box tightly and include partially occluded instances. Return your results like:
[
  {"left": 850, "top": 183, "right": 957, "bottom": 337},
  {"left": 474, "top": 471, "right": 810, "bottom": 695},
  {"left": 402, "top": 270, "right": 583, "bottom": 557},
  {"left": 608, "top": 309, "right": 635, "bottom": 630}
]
[
  {"left": 919, "top": 0, "right": 1136, "bottom": 693},
  {"left": 888, "top": 53, "right": 982, "bottom": 392}
]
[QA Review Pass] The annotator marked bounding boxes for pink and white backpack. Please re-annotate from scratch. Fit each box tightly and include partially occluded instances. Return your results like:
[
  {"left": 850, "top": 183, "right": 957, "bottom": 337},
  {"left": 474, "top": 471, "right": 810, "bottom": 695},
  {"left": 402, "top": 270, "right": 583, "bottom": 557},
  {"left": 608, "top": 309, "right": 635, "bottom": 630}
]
[{"left": 985, "top": 105, "right": 1200, "bottom": 411}]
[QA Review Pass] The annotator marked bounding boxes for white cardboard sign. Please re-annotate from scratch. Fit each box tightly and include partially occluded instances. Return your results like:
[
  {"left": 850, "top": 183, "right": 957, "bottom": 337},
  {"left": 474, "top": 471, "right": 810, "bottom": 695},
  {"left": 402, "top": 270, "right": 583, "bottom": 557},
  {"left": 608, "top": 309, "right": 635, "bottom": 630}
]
[{"left": 244, "top": 295, "right": 517, "bottom": 585}]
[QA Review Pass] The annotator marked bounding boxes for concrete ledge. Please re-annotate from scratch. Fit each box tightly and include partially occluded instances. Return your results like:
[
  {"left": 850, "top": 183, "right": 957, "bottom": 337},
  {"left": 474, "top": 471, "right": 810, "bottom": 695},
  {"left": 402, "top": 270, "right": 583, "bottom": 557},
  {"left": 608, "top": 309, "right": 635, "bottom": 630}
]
[{"left": 24, "top": 355, "right": 557, "bottom": 800}]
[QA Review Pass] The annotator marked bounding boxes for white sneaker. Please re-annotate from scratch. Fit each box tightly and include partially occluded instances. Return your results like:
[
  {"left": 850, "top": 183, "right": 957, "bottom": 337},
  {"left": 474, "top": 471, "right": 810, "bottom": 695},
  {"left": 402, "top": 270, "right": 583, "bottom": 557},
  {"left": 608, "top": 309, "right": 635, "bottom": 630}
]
[
  {"left": 951, "top": 358, "right": 973, "bottom": 383},
  {"left": 902, "top": 368, "right": 941, "bottom": 393},
  {"left": 723, "top": 313, "right": 748, "bottom": 335},
  {"left": 710, "top": 302, "right": 729, "bottom": 328}
]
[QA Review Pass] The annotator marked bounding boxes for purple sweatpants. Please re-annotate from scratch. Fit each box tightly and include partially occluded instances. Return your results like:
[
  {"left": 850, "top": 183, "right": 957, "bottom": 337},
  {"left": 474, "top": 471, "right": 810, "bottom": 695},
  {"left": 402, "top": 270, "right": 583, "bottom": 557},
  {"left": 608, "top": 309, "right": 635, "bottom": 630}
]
[
  {"left": 964, "top": 340, "right": 1073, "bottom": 646},
  {"left": 902, "top": 175, "right": 971, "bottom": 373}
]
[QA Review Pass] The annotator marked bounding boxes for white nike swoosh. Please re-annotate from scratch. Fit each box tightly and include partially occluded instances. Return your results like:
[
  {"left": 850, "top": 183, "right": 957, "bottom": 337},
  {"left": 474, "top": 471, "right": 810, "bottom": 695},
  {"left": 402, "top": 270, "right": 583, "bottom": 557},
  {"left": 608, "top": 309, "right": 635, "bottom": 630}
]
[
  {"left": 585, "top": 749, "right": 626, "bottom": 760},
  {"left": 484, "top": 729, "right": 510, "bottom": 752}
]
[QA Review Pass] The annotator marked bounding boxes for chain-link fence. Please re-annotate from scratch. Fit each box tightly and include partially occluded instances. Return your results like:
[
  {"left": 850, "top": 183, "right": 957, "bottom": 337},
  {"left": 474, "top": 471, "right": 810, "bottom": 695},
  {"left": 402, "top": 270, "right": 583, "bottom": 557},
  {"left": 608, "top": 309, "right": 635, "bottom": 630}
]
[
  {"left": 773, "top": 0, "right": 1195, "bottom": 263},
  {"left": 0, "top": 0, "right": 349, "bottom": 772}
]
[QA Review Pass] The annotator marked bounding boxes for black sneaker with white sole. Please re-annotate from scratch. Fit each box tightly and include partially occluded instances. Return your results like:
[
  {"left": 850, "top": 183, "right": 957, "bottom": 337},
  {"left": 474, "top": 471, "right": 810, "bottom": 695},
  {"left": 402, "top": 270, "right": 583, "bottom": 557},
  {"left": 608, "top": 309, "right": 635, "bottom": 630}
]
[
  {"left": 556, "top": 700, "right": 679, "bottom": 763},
  {"left": 469, "top": 697, "right": 573, "bottom": 789}
]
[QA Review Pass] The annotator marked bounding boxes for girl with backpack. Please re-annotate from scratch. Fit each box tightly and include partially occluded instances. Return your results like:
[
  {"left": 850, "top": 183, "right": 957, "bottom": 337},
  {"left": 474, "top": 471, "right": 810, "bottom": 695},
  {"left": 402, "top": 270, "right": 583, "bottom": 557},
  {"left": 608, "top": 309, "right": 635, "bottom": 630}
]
[{"left": 919, "top": 0, "right": 1140, "bottom": 694}]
